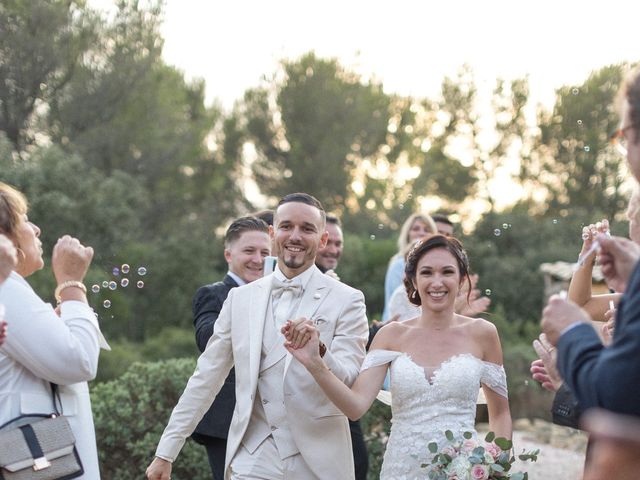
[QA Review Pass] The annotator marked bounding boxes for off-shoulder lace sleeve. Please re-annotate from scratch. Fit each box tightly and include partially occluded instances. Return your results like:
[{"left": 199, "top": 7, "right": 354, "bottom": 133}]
[
  {"left": 480, "top": 361, "right": 508, "bottom": 398},
  {"left": 361, "top": 349, "right": 403, "bottom": 372}
]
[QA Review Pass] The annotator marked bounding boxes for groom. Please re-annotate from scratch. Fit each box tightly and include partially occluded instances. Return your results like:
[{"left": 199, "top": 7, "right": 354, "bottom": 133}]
[{"left": 146, "top": 193, "right": 369, "bottom": 480}]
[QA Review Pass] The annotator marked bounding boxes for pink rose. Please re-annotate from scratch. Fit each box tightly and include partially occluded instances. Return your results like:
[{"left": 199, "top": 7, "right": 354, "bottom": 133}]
[
  {"left": 484, "top": 442, "right": 501, "bottom": 459},
  {"left": 461, "top": 439, "right": 477, "bottom": 453},
  {"left": 471, "top": 464, "right": 489, "bottom": 480},
  {"left": 441, "top": 446, "right": 457, "bottom": 458}
]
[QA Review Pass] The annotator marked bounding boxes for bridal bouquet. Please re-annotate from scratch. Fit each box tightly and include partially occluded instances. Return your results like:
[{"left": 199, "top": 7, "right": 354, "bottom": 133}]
[{"left": 423, "top": 430, "right": 538, "bottom": 480}]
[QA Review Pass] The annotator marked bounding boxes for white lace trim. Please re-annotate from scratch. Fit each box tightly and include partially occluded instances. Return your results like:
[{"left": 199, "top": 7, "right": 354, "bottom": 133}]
[
  {"left": 360, "top": 349, "right": 403, "bottom": 371},
  {"left": 362, "top": 349, "right": 507, "bottom": 398},
  {"left": 480, "top": 360, "right": 508, "bottom": 398}
]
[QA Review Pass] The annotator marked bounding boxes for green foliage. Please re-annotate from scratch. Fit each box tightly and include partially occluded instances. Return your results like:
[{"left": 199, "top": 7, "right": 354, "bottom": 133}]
[
  {"left": 529, "top": 63, "right": 631, "bottom": 218},
  {"left": 0, "top": 0, "right": 97, "bottom": 149},
  {"left": 95, "top": 327, "right": 200, "bottom": 384},
  {"left": 360, "top": 399, "right": 391, "bottom": 480},
  {"left": 91, "top": 358, "right": 210, "bottom": 480},
  {"left": 337, "top": 235, "right": 396, "bottom": 319}
]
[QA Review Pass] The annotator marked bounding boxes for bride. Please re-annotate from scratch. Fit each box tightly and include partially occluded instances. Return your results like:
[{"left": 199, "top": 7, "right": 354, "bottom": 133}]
[{"left": 284, "top": 234, "right": 512, "bottom": 479}]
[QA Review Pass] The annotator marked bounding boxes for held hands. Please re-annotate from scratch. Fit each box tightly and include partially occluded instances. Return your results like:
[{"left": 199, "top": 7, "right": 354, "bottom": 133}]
[
  {"left": 52, "top": 235, "right": 94, "bottom": 284},
  {"left": 146, "top": 457, "right": 172, "bottom": 480},
  {"left": 281, "top": 318, "right": 324, "bottom": 371},
  {"left": 0, "top": 234, "right": 17, "bottom": 284},
  {"left": 541, "top": 295, "right": 590, "bottom": 345}
]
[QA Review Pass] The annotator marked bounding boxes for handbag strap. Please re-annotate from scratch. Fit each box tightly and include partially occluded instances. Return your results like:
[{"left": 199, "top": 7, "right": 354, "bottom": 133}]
[{"left": 50, "top": 383, "right": 62, "bottom": 416}]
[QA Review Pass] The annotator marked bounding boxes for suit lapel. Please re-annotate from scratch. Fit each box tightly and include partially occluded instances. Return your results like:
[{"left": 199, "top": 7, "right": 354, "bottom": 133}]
[
  {"left": 249, "top": 276, "right": 272, "bottom": 384},
  {"left": 284, "top": 268, "right": 331, "bottom": 374}
]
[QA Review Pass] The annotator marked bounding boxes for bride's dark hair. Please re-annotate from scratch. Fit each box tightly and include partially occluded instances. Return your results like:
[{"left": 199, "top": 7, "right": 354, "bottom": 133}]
[{"left": 403, "top": 234, "right": 471, "bottom": 307}]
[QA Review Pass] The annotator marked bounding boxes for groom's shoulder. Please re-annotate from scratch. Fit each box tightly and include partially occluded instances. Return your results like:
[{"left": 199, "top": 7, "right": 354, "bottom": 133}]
[{"left": 321, "top": 272, "right": 363, "bottom": 299}]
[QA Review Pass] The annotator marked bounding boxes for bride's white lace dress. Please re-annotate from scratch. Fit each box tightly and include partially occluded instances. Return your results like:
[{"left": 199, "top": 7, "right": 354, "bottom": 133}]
[{"left": 362, "top": 350, "right": 508, "bottom": 480}]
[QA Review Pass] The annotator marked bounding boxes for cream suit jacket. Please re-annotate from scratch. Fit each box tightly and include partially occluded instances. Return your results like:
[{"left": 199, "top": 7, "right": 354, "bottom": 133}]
[{"left": 156, "top": 266, "right": 369, "bottom": 480}]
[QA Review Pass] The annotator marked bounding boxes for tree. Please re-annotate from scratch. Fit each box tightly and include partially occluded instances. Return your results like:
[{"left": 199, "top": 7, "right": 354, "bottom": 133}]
[
  {"left": 0, "top": 0, "right": 96, "bottom": 150},
  {"left": 242, "top": 52, "right": 391, "bottom": 212},
  {"left": 525, "top": 64, "right": 629, "bottom": 219}
]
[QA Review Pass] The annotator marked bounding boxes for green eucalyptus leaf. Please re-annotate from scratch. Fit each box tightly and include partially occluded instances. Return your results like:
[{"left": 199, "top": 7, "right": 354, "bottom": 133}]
[
  {"left": 428, "top": 442, "right": 438, "bottom": 453},
  {"left": 463, "top": 431, "right": 473, "bottom": 439},
  {"left": 484, "top": 431, "right": 496, "bottom": 442},
  {"left": 495, "top": 437, "right": 513, "bottom": 450},
  {"left": 445, "top": 430, "right": 454, "bottom": 441}
]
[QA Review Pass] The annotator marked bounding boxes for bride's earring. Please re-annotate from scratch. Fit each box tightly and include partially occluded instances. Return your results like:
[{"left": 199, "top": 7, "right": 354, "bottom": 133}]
[{"left": 411, "top": 290, "right": 417, "bottom": 300}]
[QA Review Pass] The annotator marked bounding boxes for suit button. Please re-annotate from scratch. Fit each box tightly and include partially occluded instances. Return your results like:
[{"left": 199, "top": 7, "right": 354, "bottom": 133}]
[
  {"left": 270, "top": 426, "right": 277, "bottom": 431},
  {"left": 262, "top": 399, "right": 269, "bottom": 405}
]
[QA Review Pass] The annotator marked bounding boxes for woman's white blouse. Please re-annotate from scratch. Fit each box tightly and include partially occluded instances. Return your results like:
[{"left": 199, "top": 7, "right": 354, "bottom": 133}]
[{"left": 0, "top": 271, "right": 109, "bottom": 479}]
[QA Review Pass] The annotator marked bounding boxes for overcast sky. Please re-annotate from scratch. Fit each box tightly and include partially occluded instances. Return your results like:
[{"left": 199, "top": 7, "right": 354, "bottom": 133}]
[{"left": 158, "top": 1, "right": 640, "bottom": 110}]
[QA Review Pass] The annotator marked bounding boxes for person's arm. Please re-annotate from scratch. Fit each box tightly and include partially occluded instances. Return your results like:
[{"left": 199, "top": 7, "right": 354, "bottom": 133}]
[
  {"left": 285, "top": 322, "right": 390, "bottom": 420},
  {"left": 568, "top": 223, "right": 603, "bottom": 307},
  {"left": 318, "top": 289, "right": 369, "bottom": 386},
  {"left": 480, "top": 321, "right": 512, "bottom": 439},
  {"left": 192, "top": 284, "right": 225, "bottom": 352},
  {"left": 154, "top": 287, "right": 236, "bottom": 463},
  {"left": 0, "top": 236, "right": 104, "bottom": 384}
]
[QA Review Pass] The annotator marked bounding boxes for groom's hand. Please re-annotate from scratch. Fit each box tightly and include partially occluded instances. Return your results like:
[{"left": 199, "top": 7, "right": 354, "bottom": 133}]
[
  {"left": 146, "top": 457, "right": 172, "bottom": 480},
  {"left": 282, "top": 317, "right": 313, "bottom": 349}
]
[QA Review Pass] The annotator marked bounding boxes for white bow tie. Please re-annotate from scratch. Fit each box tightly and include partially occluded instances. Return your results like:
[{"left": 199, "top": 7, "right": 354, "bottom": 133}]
[{"left": 271, "top": 277, "right": 302, "bottom": 297}]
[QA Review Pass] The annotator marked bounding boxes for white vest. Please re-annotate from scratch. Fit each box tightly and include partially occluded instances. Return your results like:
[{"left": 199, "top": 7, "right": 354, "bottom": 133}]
[{"left": 241, "top": 299, "right": 299, "bottom": 459}]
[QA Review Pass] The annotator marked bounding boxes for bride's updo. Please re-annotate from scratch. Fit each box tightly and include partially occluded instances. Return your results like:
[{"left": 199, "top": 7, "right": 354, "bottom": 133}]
[{"left": 403, "top": 234, "right": 471, "bottom": 307}]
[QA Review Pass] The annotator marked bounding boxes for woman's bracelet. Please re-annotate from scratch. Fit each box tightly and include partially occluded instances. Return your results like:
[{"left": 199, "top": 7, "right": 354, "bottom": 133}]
[{"left": 54, "top": 280, "right": 87, "bottom": 304}]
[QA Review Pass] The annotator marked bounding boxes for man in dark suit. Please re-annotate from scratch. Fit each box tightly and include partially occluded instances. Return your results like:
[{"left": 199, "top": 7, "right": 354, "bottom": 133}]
[
  {"left": 541, "top": 66, "right": 640, "bottom": 416},
  {"left": 314, "top": 214, "right": 368, "bottom": 480},
  {"left": 191, "top": 216, "right": 271, "bottom": 480}
]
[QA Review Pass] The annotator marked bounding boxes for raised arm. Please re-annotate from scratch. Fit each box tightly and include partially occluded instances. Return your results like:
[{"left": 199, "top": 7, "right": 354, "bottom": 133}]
[
  {"left": 285, "top": 322, "right": 391, "bottom": 420},
  {"left": 568, "top": 221, "right": 619, "bottom": 321},
  {"left": 480, "top": 321, "right": 512, "bottom": 440}
]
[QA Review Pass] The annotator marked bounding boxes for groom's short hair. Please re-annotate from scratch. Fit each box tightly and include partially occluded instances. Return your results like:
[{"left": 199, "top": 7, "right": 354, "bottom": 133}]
[
  {"left": 276, "top": 193, "right": 326, "bottom": 227},
  {"left": 224, "top": 216, "right": 269, "bottom": 247}
]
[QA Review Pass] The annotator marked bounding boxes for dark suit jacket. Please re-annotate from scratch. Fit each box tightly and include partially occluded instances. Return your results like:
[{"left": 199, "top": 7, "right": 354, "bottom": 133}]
[
  {"left": 551, "top": 383, "right": 582, "bottom": 429},
  {"left": 191, "top": 274, "right": 238, "bottom": 442},
  {"left": 558, "top": 261, "right": 640, "bottom": 416}
]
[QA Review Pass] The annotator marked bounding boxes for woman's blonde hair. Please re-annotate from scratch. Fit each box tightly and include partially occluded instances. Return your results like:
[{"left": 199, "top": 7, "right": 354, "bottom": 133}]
[
  {"left": 396, "top": 212, "right": 437, "bottom": 254},
  {"left": 0, "top": 182, "right": 28, "bottom": 245}
]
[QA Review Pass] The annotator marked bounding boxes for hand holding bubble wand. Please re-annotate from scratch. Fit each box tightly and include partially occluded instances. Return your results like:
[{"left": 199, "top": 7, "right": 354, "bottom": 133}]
[{"left": 573, "top": 220, "right": 611, "bottom": 271}]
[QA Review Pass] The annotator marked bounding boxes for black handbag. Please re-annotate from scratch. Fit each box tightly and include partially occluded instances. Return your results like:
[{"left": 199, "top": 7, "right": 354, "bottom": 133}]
[{"left": 0, "top": 384, "right": 84, "bottom": 480}]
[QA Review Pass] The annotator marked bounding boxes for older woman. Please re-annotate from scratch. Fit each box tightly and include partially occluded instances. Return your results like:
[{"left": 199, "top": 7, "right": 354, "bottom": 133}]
[
  {"left": 381, "top": 212, "right": 437, "bottom": 321},
  {"left": 0, "top": 182, "right": 109, "bottom": 479}
]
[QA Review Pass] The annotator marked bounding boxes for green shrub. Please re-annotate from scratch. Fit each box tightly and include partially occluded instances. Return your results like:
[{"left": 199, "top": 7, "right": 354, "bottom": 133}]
[
  {"left": 95, "top": 327, "right": 200, "bottom": 383},
  {"left": 91, "top": 358, "right": 209, "bottom": 480},
  {"left": 361, "top": 399, "right": 392, "bottom": 479}
]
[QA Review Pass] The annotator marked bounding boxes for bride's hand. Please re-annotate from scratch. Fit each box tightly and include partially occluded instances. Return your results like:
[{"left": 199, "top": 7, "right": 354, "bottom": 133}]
[
  {"left": 282, "top": 317, "right": 314, "bottom": 349},
  {"left": 284, "top": 323, "right": 323, "bottom": 370}
]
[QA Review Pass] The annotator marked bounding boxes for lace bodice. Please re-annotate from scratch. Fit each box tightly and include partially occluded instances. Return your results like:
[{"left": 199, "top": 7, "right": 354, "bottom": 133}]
[{"left": 362, "top": 349, "right": 508, "bottom": 480}]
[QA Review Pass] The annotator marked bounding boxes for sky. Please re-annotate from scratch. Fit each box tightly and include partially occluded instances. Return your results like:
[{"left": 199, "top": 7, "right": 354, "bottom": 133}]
[
  {"left": 90, "top": 0, "right": 640, "bottom": 220},
  {"left": 158, "top": 1, "right": 640, "bottom": 111}
]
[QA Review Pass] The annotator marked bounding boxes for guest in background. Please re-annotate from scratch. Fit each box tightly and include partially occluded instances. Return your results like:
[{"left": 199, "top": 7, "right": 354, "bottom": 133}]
[{"left": 382, "top": 212, "right": 436, "bottom": 321}]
